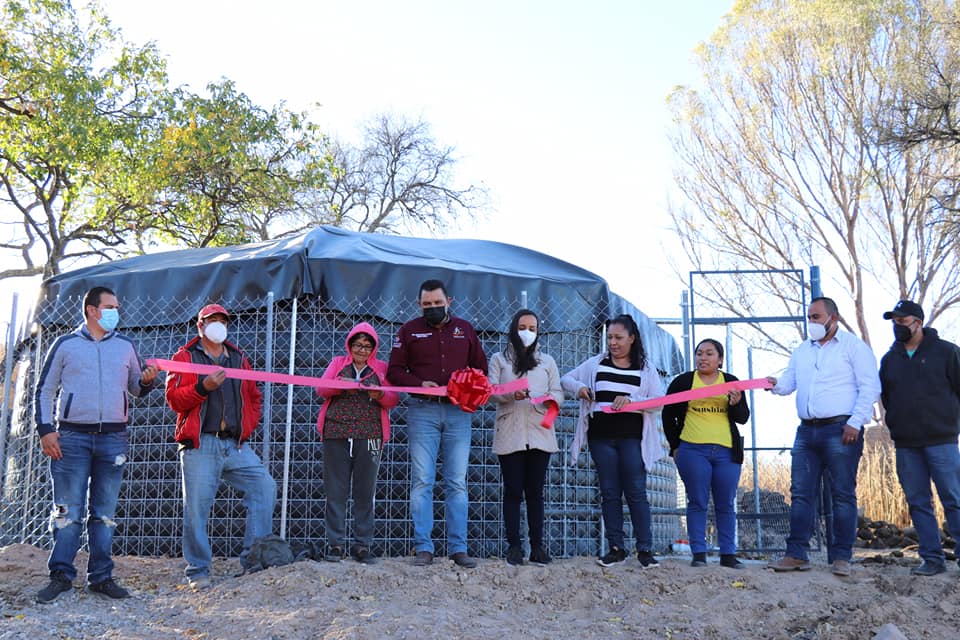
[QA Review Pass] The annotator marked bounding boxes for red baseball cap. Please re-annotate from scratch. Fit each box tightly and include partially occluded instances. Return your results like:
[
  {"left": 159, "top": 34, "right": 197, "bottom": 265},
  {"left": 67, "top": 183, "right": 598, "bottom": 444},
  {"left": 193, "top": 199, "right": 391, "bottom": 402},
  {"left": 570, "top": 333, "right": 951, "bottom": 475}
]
[{"left": 198, "top": 304, "right": 231, "bottom": 321}]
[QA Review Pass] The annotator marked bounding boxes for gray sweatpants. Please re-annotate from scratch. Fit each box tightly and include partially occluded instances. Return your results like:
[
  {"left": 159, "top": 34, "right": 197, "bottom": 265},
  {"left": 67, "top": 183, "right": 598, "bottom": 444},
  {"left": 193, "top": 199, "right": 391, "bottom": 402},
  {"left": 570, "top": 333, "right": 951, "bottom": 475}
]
[{"left": 323, "top": 438, "right": 382, "bottom": 549}]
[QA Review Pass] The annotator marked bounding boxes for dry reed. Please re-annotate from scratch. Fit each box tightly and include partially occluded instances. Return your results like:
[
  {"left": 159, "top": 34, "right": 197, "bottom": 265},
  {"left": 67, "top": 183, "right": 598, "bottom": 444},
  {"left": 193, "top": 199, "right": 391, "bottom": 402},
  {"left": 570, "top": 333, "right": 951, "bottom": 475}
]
[{"left": 739, "top": 432, "right": 944, "bottom": 528}]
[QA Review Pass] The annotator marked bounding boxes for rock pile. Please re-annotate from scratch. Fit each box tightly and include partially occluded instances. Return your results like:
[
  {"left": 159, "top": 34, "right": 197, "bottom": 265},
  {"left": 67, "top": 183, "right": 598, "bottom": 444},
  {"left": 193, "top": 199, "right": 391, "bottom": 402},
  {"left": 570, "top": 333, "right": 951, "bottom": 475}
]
[{"left": 856, "top": 516, "right": 956, "bottom": 566}]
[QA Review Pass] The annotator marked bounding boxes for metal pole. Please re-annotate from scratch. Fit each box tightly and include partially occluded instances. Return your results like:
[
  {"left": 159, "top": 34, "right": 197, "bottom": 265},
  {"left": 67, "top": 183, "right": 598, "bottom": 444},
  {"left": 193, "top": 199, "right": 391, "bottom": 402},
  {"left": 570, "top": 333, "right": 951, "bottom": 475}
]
[
  {"left": 724, "top": 323, "right": 733, "bottom": 377},
  {"left": 21, "top": 321, "right": 45, "bottom": 540},
  {"left": 0, "top": 293, "right": 19, "bottom": 489},
  {"left": 520, "top": 290, "right": 527, "bottom": 309},
  {"left": 261, "top": 292, "right": 275, "bottom": 464},
  {"left": 681, "top": 290, "right": 691, "bottom": 370},
  {"left": 748, "top": 347, "right": 762, "bottom": 552},
  {"left": 279, "top": 297, "right": 298, "bottom": 539},
  {"left": 810, "top": 266, "right": 821, "bottom": 299}
]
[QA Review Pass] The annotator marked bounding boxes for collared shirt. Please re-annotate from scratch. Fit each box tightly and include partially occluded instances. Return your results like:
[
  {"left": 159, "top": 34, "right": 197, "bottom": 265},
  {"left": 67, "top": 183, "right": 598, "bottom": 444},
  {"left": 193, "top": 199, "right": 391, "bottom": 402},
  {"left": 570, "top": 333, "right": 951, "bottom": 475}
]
[
  {"left": 773, "top": 329, "right": 880, "bottom": 430},
  {"left": 387, "top": 315, "right": 487, "bottom": 387}
]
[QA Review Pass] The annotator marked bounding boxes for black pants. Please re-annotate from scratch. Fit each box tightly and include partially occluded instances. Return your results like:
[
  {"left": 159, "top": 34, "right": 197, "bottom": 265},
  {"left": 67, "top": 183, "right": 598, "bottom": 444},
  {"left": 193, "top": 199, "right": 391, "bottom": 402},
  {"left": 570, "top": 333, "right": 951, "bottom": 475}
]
[
  {"left": 323, "top": 438, "right": 382, "bottom": 549},
  {"left": 498, "top": 449, "right": 552, "bottom": 548}
]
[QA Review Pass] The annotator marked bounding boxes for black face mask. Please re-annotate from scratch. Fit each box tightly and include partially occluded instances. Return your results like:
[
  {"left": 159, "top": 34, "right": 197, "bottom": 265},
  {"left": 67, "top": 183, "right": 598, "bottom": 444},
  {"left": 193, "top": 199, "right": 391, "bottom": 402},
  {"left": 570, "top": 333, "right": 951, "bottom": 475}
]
[
  {"left": 423, "top": 306, "right": 447, "bottom": 326},
  {"left": 893, "top": 323, "right": 914, "bottom": 343}
]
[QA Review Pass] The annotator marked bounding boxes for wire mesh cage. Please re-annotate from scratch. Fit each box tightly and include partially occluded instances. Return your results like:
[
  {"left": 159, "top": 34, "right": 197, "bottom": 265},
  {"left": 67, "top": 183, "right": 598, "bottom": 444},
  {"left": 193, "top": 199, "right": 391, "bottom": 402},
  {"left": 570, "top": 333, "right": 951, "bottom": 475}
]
[{"left": 2, "top": 292, "right": 684, "bottom": 560}]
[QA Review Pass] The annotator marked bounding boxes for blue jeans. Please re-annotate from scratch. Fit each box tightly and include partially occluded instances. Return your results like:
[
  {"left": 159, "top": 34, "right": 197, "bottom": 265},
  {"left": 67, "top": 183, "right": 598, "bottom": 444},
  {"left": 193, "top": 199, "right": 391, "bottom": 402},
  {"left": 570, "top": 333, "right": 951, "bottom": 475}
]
[
  {"left": 47, "top": 430, "right": 128, "bottom": 584},
  {"left": 675, "top": 442, "right": 742, "bottom": 555},
  {"left": 407, "top": 397, "right": 472, "bottom": 555},
  {"left": 588, "top": 437, "right": 652, "bottom": 552},
  {"left": 895, "top": 443, "right": 960, "bottom": 567},
  {"left": 786, "top": 423, "right": 863, "bottom": 562},
  {"left": 180, "top": 435, "right": 277, "bottom": 579}
]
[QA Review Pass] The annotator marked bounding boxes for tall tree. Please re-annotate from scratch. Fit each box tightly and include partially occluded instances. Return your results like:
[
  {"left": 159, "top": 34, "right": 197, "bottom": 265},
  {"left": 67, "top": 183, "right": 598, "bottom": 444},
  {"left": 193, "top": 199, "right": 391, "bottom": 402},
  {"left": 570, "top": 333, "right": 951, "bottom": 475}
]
[
  {"left": 136, "top": 80, "right": 332, "bottom": 248},
  {"left": 0, "top": 0, "right": 335, "bottom": 278},
  {"left": 0, "top": 0, "right": 168, "bottom": 279},
  {"left": 667, "top": 0, "right": 960, "bottom": 350},
  {"left": 309, "top": 114, "right": 488, "bottom": 235}
]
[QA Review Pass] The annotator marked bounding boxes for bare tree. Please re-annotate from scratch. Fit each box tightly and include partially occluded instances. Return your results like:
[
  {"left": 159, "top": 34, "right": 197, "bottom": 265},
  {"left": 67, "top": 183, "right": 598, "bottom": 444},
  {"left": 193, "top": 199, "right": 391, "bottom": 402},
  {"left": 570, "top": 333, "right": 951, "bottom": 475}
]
[
  {"left": 308, "top": 114, "right": 488, "bottom": 235},
  {"left": 667, "top": 0, "right": 960, "bottom": 351}
]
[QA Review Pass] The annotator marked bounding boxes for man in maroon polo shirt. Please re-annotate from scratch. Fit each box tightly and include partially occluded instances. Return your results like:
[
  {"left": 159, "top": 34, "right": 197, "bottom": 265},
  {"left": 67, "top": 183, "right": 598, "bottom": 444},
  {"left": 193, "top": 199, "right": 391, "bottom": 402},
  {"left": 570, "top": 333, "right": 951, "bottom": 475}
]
[{"left": 388, "top": 279, "right": 487, "bottom": 568}]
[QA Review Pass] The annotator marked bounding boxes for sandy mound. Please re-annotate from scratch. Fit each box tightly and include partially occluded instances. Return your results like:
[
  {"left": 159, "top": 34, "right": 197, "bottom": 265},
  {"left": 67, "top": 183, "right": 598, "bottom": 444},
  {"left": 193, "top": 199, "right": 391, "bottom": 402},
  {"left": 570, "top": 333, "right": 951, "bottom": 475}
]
[{"left": 1, "top": 544, "right": 957, "bottom": 639}]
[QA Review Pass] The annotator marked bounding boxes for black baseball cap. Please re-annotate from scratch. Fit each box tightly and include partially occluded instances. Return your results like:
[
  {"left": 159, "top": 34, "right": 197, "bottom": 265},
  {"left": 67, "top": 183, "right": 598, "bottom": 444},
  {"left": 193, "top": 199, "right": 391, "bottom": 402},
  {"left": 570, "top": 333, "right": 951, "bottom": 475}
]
[{"left": 882, "top": 300, "right": 924, "bottom": 321}]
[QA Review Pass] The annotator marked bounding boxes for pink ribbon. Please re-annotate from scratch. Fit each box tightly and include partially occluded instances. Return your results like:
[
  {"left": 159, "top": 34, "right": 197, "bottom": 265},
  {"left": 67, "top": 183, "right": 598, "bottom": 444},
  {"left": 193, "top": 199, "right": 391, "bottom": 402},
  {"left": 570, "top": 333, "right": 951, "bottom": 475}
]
[
  {"left": 529, "top": 395, "right": 561, "bottom": 429},
  {"left": 148, "top": 358, "right": 528, "bottom": 398},
  {"left": 601, "top": 378, "right": 772, "bottom": 413}
]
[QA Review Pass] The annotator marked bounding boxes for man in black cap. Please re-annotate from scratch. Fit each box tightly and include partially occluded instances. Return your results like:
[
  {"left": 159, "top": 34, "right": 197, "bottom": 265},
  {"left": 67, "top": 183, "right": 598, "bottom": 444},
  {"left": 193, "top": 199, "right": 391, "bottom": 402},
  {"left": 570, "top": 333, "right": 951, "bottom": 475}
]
[{"left": 879, "top": 299, "right": 960, "bottom": 576}]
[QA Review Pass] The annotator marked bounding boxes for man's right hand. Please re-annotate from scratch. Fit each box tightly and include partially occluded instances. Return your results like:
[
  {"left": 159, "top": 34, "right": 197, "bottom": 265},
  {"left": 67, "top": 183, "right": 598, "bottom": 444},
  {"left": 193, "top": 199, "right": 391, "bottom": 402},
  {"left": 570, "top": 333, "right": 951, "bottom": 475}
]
[
  {"left": 40, "top": 432, "right": 62, "bottom": 460},
  {"left": 202, "top": 369, "right": 227, "bottom": 391},
  {"left": 765, "top": 376, "right": 777, "bottom": 389}
]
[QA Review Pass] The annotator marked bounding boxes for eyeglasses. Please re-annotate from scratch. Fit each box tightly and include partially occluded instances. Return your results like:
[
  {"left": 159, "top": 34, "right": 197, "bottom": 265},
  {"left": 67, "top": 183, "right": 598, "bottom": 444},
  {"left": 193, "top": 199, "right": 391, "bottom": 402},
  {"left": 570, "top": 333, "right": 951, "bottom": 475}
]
[{"left": 351, "top": 343, "right": 374, "bottom": 352}]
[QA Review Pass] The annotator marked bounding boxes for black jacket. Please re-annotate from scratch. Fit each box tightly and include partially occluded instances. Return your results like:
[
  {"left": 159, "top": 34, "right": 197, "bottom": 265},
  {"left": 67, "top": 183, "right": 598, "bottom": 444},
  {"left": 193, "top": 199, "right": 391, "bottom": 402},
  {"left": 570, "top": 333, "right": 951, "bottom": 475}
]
[
  {"left": 879, "top": 328, "right": 960, "bottom": 448},
  {"left": 662, "top": 370, "right": 751, "bottom": 464}
]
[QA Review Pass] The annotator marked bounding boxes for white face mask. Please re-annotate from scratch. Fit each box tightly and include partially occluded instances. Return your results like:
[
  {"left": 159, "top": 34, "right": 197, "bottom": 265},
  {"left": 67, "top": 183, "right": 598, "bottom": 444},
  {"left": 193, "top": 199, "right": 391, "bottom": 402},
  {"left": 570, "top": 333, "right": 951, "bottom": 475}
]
[
  {"left": 203, "top": 321, "right": 228, "bottom": 344},
  {"left": 517, "top": 329, "right": 537, "bottom": 348},
  {"left": 808, "top": 320, "right": 829, "bottom": 342}
]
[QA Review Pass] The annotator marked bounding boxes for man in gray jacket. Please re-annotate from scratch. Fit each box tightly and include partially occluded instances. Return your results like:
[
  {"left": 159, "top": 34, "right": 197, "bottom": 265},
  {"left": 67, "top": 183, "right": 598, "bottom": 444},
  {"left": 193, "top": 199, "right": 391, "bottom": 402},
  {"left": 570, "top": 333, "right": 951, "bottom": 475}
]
[{"left": 33, "top": 286, "right": 158, "bottom": 603}]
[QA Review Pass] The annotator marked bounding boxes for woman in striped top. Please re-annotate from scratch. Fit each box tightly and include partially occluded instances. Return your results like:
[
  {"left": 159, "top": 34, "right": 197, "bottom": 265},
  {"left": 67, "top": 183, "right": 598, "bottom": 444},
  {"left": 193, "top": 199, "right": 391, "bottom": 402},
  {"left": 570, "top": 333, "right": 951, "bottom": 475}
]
[{"left": 562, "top": 314, "right": 665, "bottom": 568}]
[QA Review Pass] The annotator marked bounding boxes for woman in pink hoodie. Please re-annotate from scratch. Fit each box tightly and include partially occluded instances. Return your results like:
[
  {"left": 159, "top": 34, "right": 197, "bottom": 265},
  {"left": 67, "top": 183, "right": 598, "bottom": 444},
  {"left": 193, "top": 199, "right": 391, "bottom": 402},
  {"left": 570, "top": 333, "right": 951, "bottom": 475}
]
[{"left": 316, "top": 322, "right": 398, "bottom": 564}]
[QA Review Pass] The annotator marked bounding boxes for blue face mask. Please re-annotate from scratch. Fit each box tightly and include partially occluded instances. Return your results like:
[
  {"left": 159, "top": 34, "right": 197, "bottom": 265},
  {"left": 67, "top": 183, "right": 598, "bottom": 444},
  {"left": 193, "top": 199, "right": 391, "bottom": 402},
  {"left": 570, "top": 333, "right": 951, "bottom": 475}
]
[{"left": 98, "top": 308, "right": 120, "bottom": 332}]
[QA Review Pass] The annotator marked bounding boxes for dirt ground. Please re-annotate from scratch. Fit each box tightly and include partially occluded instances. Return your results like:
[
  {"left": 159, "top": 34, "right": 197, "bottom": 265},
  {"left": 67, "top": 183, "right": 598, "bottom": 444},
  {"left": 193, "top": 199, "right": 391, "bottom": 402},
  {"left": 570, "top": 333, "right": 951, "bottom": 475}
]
[{"left": 0, "top": 543, "right": 957, "bottom": 640}]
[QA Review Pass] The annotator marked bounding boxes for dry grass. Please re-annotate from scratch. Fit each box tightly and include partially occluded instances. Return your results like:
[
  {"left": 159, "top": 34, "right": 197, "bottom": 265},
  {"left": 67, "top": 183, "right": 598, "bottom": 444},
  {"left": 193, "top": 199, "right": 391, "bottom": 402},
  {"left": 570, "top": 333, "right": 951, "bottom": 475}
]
[{"left": 739, "top": 432, "right": 944, "bottom": 528}]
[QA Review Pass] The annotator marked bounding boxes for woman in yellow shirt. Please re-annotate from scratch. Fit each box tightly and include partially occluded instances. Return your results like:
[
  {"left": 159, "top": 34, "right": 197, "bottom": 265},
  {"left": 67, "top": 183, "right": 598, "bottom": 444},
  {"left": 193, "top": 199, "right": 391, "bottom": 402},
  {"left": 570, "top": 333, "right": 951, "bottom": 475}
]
[{"left": 662, "top": 339, "right": 751, "bottom": 569}]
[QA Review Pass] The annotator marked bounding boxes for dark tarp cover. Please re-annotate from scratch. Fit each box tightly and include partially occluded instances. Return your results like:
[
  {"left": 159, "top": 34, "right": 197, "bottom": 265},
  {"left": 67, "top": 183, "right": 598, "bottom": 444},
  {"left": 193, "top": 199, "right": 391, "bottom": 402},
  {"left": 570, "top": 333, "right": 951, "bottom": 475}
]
[{"left": 34, "top": 226, "right": 614, "bottom": 332}]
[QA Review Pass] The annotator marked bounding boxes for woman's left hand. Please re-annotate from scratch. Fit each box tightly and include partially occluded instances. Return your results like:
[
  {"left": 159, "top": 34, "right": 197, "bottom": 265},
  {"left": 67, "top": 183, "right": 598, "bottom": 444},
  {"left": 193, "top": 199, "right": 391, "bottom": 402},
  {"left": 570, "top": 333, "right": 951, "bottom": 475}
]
[
  {"left": 728, "top": 389, "right": 741, "bottom": 405},
  {"left": 513, "top": 390, "right": 529, "bottom": 401},
  {"left": 367, "top": 389, "right": 384, "bottom": 401},
  {"left": 610, "top": 395, "right": 630, "bottom": 411}
]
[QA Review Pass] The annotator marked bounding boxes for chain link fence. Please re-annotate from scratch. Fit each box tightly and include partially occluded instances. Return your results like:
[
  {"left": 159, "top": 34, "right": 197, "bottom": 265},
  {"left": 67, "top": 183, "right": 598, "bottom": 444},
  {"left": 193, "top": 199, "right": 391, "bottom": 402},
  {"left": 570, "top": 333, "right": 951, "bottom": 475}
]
[{"left": 1, "top": 292, "right": 687, "bottom": 561}]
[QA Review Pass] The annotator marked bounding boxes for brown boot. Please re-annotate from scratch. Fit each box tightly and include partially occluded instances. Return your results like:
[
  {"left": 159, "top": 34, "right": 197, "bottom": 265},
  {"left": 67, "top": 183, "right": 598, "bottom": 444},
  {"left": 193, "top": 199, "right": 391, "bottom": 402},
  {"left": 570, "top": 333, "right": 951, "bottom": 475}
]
[{"left": 767, "top": 556, "right": 811, "bottom": 572}]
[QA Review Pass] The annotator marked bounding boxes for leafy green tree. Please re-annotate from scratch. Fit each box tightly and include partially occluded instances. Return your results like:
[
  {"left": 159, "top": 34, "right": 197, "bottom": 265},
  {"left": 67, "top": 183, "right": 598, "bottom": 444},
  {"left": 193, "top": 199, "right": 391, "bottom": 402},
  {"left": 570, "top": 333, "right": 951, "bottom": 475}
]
[
  {"left": 1, "top": 0, "right": 334, "bottom": 278},
  {"left": 136, "top": 80, "right": 332, "bottom": 248},
  {"left": 668, "top": 0, "right": 960, "bottom": 350},
  {"left": 0, "top": 0, "right": 168, "bottom": 279}
]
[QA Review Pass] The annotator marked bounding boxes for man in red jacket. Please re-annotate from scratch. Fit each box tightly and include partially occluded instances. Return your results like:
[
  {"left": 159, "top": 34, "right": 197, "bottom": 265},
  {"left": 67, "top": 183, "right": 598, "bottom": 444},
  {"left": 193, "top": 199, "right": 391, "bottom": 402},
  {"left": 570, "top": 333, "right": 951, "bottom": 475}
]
[{"left": 165, "top": 304, "right": 276, "bottom": 590}]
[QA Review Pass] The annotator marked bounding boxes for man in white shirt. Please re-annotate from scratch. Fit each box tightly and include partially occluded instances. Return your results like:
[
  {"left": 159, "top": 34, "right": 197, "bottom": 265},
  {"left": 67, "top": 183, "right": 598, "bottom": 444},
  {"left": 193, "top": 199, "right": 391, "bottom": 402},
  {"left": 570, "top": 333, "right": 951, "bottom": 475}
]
[{"left": 765, "top": 297, "right": 880, "bottom": 577}]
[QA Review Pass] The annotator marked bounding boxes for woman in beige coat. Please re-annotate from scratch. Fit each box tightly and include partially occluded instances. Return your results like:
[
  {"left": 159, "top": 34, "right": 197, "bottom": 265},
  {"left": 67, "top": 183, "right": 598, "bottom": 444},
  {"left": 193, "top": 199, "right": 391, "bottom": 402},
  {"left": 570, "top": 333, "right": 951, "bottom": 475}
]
[{"left": 488, "top": 309, "right": 564, "bottom": 566}]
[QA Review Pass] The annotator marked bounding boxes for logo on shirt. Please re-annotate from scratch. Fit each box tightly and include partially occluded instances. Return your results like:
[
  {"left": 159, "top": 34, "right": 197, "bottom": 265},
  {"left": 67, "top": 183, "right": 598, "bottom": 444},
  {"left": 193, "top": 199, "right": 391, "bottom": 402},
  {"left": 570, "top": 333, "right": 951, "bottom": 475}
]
[{"left": 453, "top": 327, "right": 465, "bottom": 338}]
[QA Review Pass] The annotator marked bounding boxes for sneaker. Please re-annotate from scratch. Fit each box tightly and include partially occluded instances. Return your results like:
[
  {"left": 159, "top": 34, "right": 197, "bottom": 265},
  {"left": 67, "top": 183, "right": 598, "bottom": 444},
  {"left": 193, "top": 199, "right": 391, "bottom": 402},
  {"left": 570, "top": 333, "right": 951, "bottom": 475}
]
[
  {"left": 324, "top": 545, "right": 345, "bottom": 562},
  {"left": 36, "top": 572, "right": 72, "bottom": 604},
  {"left": 413, "top": 551, "right": 434, "bottom": 566},
  {"left": 187, "top": 575, "right": 211, "bottom": 591},
  {"left": 351, "top": 546, "right": 378, "bottom": 565},
  {"left": 690, "top": 552, "right": 708, "bottom": 568},
  {"left": 450, "top": 552, "right": 478, "bottom": 568},
  {"left": 597, "top": 546, "right": 627, "bottom": 567},
  {"left": 529, "top": 546, "right": 553, "bottom": 566},
  {"left": 910, "top": 561, "right": 946, "bottom": 576},
  {"left": 88, "top": 578, "right": 130, "bottom": 600},
  {"left": 831, "top": 559, "right": 852, "bottom": 577},
  {"left": 506, "top": 545, "right": 525, "bottom": 566},
  {"left": 720, "top": 554, "right": 745, "bottom": 570},
  {"left": 637, "top": 550, "right": 660, "bottom": 568}
]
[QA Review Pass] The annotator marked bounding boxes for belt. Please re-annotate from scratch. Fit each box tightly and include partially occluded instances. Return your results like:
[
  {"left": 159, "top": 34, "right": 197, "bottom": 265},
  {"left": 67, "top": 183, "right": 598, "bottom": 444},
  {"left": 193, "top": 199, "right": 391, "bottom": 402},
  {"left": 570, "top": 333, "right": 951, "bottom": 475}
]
[
  {"left": 416, "top": 394, "right": 451, "bottom": 404},
  {"left": 800, "top": 415, "right": 851, "bottom": 427},
  {"left": 214, "top": 430, "right": 237, "bottom": 440}
]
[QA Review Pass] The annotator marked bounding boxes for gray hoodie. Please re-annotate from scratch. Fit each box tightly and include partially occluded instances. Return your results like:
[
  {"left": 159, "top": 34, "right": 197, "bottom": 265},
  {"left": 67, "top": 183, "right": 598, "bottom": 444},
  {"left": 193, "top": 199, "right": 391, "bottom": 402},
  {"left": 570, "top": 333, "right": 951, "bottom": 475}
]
[{"left": 34, "top": 325, "right": 153, "bottom": 437}]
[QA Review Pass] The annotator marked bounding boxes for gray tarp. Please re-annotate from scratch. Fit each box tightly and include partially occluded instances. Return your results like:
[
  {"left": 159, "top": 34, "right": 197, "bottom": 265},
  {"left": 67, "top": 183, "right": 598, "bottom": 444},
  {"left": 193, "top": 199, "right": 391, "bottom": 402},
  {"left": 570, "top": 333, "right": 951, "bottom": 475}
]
[{"left": 34, "top": 226, "right": 614, "bottom": 332}]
